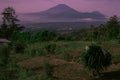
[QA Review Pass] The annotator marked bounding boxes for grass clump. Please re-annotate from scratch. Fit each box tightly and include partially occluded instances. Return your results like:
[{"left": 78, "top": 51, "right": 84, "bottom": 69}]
[
  {"left": 12, "top": 41, "right": 26, "bottom": 53},
  {"left": 79, "top": 44, "right": 112, "bottom": 77},
  {"left": 45, "top": 43, "right": 56, "bottom": 54}
]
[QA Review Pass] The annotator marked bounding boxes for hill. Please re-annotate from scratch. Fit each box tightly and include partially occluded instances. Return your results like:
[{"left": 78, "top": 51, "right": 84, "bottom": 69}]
[{"left": 23, "top": 4, "right": 106, "bottom": 22}]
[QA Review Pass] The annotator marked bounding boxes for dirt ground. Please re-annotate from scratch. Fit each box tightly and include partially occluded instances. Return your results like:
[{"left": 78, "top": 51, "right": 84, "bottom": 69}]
[
  {"left": 17, "top": 57, "right": 120, "bottom": 80},
  {"left": 17, "top": 44, "right": 120, "bottom": 80}
]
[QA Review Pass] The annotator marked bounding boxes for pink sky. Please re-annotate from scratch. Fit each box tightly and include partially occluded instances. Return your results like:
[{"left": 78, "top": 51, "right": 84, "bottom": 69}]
[{"left": 0, "top": 0, "right": 120, "bottom": 17}]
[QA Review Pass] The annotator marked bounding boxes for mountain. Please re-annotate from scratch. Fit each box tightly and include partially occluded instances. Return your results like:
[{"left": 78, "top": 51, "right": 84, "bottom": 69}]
[
  {"left": 37, "top": 4, "right": 82, "bottom": 19},
  {"left": 23, "top": 4, "right": 106, "bottom": 22}
]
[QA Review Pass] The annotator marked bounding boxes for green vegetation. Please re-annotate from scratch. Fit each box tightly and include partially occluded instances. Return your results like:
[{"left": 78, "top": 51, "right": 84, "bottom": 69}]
[
  {"left": 0, "top": 41, "right": 120, "bottom": 80},
  {"left": 0, "top": 7, "right": 24, "bottom": 39},
  {"left": 0, "top": 7, "right": 120, "bottom": 80},
  {"left": 67, "top": 15, "right": 120, "bottom": 41},
  {"left": 0, "top": 45, "right": 10, "bottom": 66},
  {"left": 80, "top": 44, "right": 112, "bottom": 77}
]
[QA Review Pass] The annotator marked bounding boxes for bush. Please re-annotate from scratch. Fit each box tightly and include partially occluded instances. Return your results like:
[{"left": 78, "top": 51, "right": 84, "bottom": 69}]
[
  {"left": 45, "top": 43, "right": 56, "bottom": 54},
  {"left": 33, "top": 30, "right": 56, "bottom": 41},
  {"left": 11, "top": 32, "right": 31, "bottom": 42},
  {"left": 13, "top": 41, "right": 26, "bottom": 53},
  {"left": 80, "top": 44, "right": 112, "bottom": 77}
]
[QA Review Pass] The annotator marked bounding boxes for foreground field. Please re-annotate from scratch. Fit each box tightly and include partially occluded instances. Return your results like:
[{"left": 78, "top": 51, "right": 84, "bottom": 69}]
[{"left": 11, "top": 41, "right": 120, "bottom": 80}]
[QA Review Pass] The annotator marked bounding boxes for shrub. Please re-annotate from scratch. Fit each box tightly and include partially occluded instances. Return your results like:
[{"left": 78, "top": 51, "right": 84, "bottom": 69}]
[
  {"left": 79, "top": 44, "right": 112, "bottom": 77},
  {"left": 33, "top": 30, "right": 56, "bottom": 41},
  {"left": 45, "top": 43, "right": 56, "bottom": 54},
  {"left": 13, "top": 41, "right": 26, "bottom": 53},
  {"left": 11, "top": 32, "right": 31, "bottom": 42}
]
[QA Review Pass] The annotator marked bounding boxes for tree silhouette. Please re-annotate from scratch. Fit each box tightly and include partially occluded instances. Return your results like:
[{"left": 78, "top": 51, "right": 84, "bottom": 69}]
[
  {"left": 106, "top": 15, "right": 120, "bottom": 39},
  {"left": 0, "top": 7, "right": 24, "bottom": 39}
]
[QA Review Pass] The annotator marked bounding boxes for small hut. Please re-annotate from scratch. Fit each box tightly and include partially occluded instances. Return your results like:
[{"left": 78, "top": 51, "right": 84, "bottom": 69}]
[{"left": 0, "top": 38, "right": 11, "bottom": 46}]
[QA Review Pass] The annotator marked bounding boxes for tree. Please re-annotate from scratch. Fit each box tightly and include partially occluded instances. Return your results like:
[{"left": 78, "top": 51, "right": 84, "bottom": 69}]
[
  {"left": 106, "top": 15, "right": 120, "bottom": 39},
  {"left": 33, "top": 30, "right": 56, "bottom": 41},
  {"left": 0, "top": 7, "right": 24, "bottom": 39},
  {"left": 79, "top": 44, "right": 112, "bottom": 77}
]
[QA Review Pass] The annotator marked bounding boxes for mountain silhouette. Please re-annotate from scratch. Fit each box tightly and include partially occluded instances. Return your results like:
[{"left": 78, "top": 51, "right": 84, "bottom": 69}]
[{"left": 24, "top": 4, "right": 106, "bottom": 22}]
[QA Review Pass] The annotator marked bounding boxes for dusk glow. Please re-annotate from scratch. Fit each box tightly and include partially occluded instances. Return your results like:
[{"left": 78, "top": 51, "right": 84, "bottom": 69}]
[
  {"left": 0, "top": 0, "right": 120, "bottom": 17},
  {"left": 0, "top": 1, "right": 120, "bottom": 78}
]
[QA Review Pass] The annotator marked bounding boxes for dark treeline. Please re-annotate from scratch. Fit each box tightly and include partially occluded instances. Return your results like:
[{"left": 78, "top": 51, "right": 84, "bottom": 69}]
[{"left": 63, "top": 15, "right": 120, "bottom": 41}]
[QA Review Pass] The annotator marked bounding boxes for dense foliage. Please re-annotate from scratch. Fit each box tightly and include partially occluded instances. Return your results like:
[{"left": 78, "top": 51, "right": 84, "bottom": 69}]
[
  {"left": 80, "top": 44, "right": 112, "bottom": 76},
  {"left": 10, "top": 30, "right": 56, "bottom": 43}
]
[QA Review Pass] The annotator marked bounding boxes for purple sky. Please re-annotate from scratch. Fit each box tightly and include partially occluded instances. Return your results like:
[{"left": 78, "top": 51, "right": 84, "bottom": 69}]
[{"left": 0, "top": 0, "right": 120, "bottom": 17}]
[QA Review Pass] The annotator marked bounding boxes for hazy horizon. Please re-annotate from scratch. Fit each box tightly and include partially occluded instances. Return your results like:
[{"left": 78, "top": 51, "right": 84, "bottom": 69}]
[{"left": 0, "top": 0, "right": 120, "bottom": 18}]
